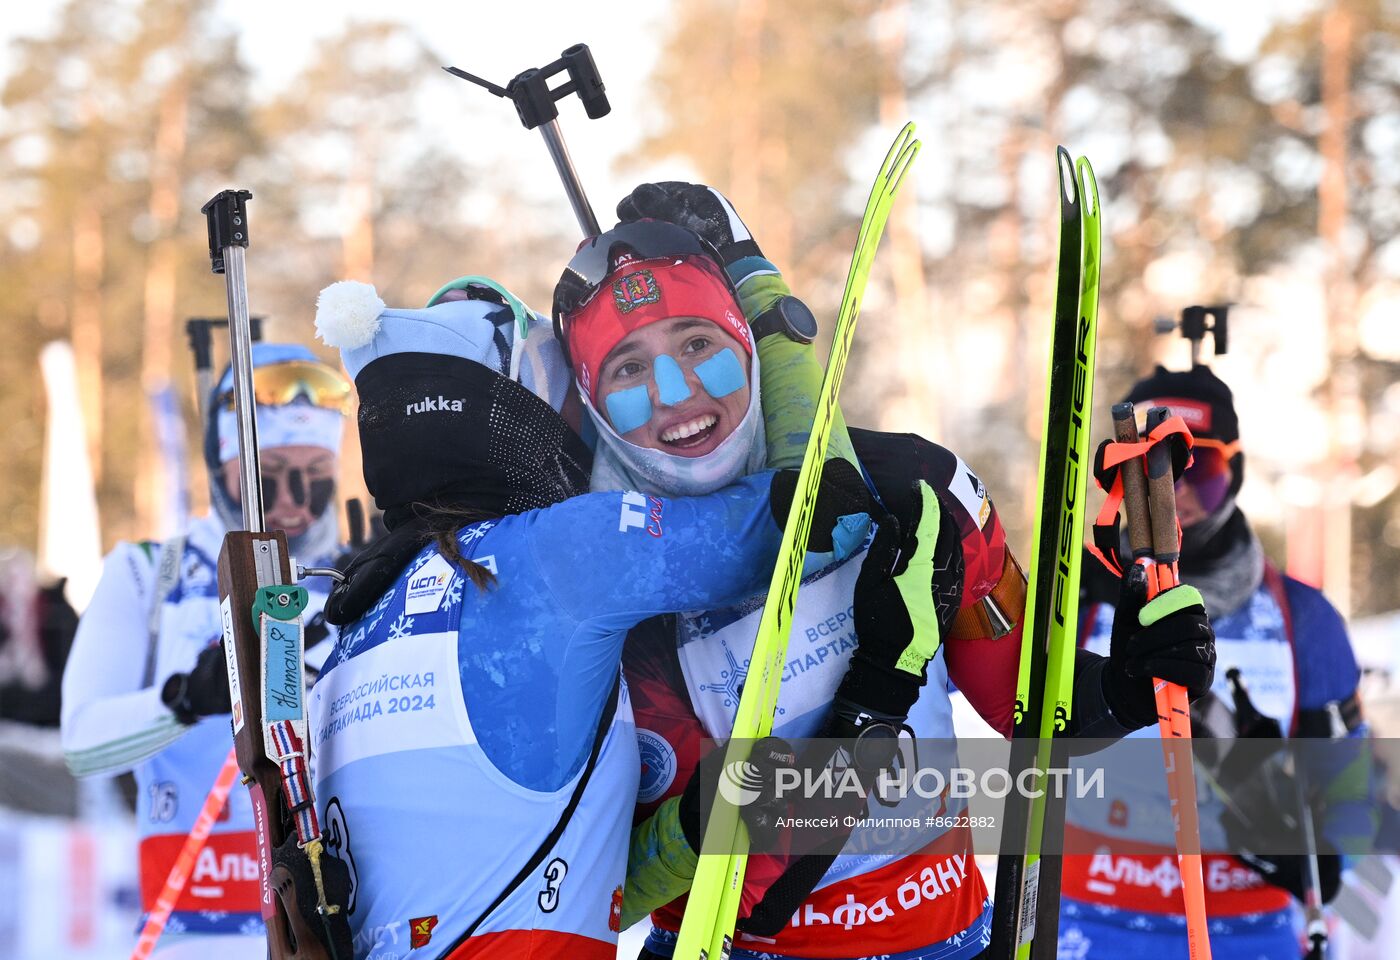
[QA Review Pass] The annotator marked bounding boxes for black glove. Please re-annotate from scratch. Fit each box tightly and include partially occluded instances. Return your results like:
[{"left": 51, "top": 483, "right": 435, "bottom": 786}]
[
  {"left": 679, "top": 737, "right": 797, "bottom": 851},
  {"left": 270, "top": 832, "right": 354, "bottom": 960},
  {"left": 769, "top": 459, "right": 875, "bottom": 555},
  {"left": 1224, "top": 799, "right": 1343, "bottom": 907},
  {"left": 160, "top": 642, "right": 232, "bottom": 724},
  {"left": 844, "top": 480, "right": 961, "bottom": 715},
  {"left": 1102, "top": 564, "right": 1216, "bottom": 730},
  {"left": 616, "top": 181, "right": 763, "bottom": 265}
]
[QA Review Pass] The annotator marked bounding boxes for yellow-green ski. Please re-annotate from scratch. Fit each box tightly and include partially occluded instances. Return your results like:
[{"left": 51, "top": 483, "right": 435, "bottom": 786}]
[{"left": 673, "top": 122, "right": 920, "bottom": 960}]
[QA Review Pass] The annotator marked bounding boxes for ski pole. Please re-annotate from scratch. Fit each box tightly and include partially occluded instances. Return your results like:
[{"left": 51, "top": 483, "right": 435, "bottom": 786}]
[
  {"left": 1294, "top": 760, "right": 1329, "bottom": 959},
  {"left": 1223, "top": 667, "right": 1328, "bottom": 957},
  {"left": 1141, "top": 404, "right": 1212, "bottom": 960},
  {"left": 444, "top": 44, "right": 610, "bottom": 237},
  {"left": 129, "top": 747, "right": 241, "bottom": 960}
]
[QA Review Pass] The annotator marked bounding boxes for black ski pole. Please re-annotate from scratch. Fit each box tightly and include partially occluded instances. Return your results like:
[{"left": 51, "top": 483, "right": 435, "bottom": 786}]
[
  {"left": 443, "top": 44, "right": 610, "bottom": 237},
  {"left": 1228, "top": 668, "right": 1329, "bottom": 958}
]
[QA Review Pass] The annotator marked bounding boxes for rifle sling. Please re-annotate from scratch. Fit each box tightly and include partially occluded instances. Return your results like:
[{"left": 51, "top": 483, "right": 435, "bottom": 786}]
[{"left": 443, "top": 671, "right": 622, "bottom": 955}]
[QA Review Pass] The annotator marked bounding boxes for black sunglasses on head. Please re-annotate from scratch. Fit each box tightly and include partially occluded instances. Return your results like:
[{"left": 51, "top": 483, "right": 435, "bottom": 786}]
[{"left": 551, "top": 221, "right": 737, "bottom": 366}]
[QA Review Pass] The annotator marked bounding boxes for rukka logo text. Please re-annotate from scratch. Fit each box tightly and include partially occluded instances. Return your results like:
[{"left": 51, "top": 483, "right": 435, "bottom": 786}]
[{"left": 405, "top": 395, "right": 465, "bottom": 416}]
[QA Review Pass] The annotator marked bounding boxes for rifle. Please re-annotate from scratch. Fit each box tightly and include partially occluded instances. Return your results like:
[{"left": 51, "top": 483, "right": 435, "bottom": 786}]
[
  {"left": 202, "top": 189, "right": 352, "bottom": 959},
  {"left": 444, "top": 43, "right": 610, "bottom": 237},
  {"left": 185, "top": 315, "right": 264, "bottom": 419}
]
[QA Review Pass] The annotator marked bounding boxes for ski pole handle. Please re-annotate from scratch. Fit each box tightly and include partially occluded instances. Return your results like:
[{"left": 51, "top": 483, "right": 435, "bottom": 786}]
[
  {"left": 1112, "top": 402, "right": 1153, "bottom": 562},
  {"left": 1143, "top": 406, "right": 1180, "bottom": 594}
]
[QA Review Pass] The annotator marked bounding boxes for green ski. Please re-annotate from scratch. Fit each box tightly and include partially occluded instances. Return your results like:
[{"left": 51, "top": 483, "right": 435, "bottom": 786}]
[
  {"left": 673, "top": 123, "right": 920, "bottom": 960},
  {"left": 989, "top": 149, "right": 1101, "bottom": 960},
  {"left": 1029, "top": 155, "right": 1102, "bottom": 956}
]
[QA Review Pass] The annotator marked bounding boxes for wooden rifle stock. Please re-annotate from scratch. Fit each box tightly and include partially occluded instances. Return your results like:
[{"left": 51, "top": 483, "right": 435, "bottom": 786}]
[{"left": 219, "top": 533, "right": 339, "bottom": 959}]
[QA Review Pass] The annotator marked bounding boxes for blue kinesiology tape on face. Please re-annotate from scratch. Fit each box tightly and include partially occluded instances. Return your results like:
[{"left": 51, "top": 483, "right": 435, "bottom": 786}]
[
  {"left": 653, "top": 354, "right": 693, "bottom": 406},
  {"left": 694, "top": 348, "right": 746, "bottom": 400},
  {"left": 605, "top": 383, "right": 653, "bottom": 436}
]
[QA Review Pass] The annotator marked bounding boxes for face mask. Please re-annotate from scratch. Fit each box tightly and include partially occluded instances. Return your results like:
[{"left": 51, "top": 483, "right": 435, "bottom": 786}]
[
  {"left": 602, "top": 347, "right": 747, "bottom": 436},
  {"left": 586, "top": 347, "right": 766, "bottom": 498}
]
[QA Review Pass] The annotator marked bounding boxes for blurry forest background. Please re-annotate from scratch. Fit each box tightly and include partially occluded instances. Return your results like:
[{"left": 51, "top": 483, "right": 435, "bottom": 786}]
[{"left": 1, "top": 0, "right": 1398, "bottom": 619}]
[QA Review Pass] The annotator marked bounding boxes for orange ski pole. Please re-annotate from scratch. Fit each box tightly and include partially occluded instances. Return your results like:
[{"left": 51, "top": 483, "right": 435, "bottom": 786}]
[
  {"left": 130, "top": 746, "right": 241, "bottom": 960},
  {"left": 1139, "top": 404, "right": 1211, "bottom": 960},
  {"left": 1114, "top": 403, "right": 1212, "bottom": 958}
]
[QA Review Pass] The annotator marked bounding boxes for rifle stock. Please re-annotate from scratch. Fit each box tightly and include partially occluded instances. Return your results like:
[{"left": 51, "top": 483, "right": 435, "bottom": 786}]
[{"left": 218, "top": 532, "right": 333, "bottom": 958}]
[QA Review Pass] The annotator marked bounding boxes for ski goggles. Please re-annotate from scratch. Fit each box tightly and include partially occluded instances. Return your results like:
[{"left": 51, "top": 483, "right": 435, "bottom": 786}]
[
  {"left": 551, "top": 220, "right": 741, "bottom": 364},
  {"left": 1178, "top": 437, "right": 1239, "bottom": 512},
  {"left": 215, "top": 360, "right": 352, "bottom": 415}
]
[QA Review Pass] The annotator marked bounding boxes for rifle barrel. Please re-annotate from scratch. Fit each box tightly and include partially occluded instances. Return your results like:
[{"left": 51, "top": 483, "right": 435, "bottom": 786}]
[
  {"left": 538, "top": 118, "right": 600, "bottom": 236},
  {"left": 221, "top": 244, "right": 264, "bottom": 533}
]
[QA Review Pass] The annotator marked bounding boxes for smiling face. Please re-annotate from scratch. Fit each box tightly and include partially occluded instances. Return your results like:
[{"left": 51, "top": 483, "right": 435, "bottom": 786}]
[{"left": 596, "top": 315, "right": 752, "bottom": 458}]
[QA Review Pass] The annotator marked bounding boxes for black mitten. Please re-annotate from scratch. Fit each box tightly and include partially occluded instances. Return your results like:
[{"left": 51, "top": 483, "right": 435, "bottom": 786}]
[
  {"left": 1102, "top": 565, "right": 1216, "bottom": 729},
  {"left": 160, "top": 643, "right": 232, "bottom": 724},
  {"left": 616, "top": 181, "right": 763, "bottom": 265}
]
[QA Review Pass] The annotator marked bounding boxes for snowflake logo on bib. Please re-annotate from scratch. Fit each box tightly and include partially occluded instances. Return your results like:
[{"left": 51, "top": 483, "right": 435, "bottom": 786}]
[{"left": 696, "top": 643, "right": 749, "bottom": 709}]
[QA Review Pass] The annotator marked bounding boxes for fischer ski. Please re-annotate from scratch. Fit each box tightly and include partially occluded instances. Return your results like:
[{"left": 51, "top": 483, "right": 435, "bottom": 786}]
[
  {"left": 673, "top": 122, "right": 920, "bottom": 960},
  {"left": 989, "top": 149, "right": 1100, "bottom": 960}
]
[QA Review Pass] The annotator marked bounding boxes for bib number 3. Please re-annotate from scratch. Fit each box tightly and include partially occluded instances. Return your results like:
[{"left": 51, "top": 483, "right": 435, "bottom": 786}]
[{"left": 538, "top": 857, "right": 568, "bottom": 913}]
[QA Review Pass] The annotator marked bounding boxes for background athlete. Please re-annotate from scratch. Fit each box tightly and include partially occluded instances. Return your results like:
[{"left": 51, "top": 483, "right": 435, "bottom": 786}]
[
  {"left": 1061, "top": 362, "right": 1373, "bottom": 960},
  {"left": 61, "top": 344, "right": 351, "bottom": 959}
]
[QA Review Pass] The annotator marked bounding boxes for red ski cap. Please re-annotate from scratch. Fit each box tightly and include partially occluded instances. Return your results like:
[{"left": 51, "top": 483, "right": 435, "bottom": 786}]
[{"left": 564, "top": 255, "right": 751, "bottom": 406}]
